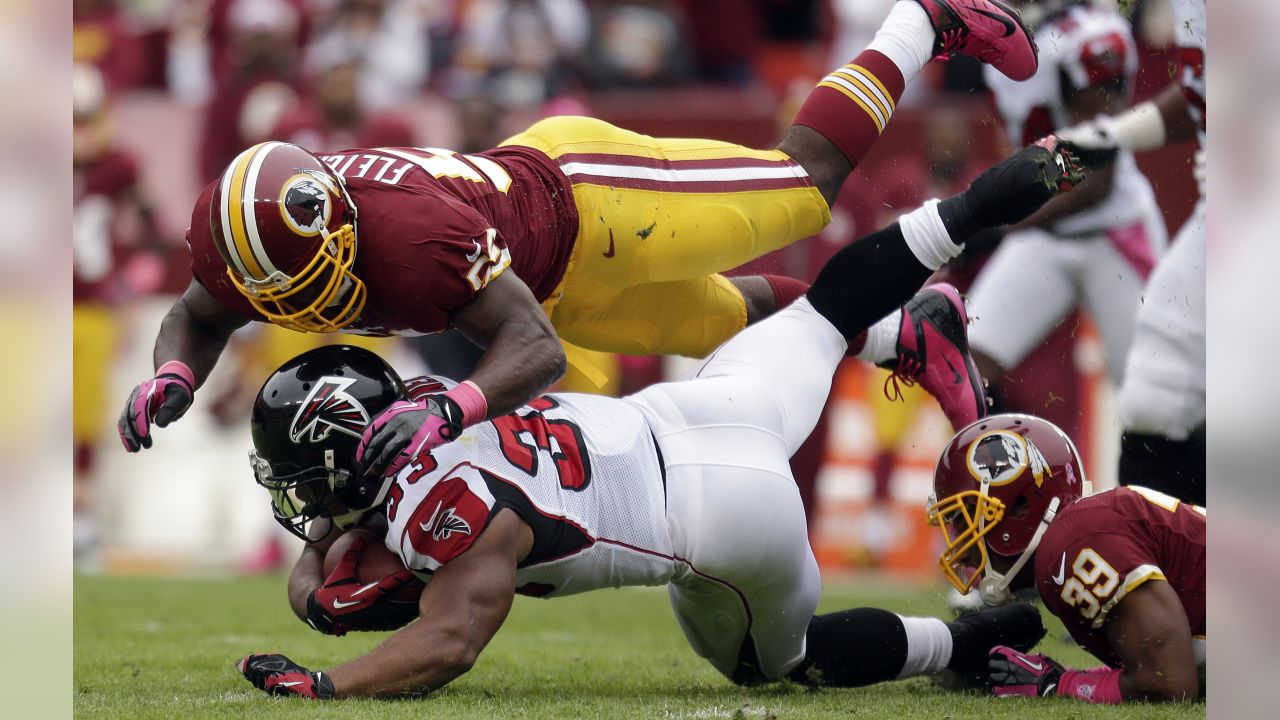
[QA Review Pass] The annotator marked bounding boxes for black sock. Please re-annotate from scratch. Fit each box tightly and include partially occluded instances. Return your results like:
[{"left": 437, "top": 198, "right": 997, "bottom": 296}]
[
  {"left": 785, "top": 608, "right": 909, "bottom": 688},
  {"left": 805, "top": 223, "right": 933, "bottom": 342},
  {"left": 1119, "top": 426, "right": 1206, "bottom": 506}
]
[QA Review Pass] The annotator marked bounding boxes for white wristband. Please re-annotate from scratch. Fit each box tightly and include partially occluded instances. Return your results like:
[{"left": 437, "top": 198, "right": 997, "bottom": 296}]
[{"left": 1108, "top": 101, "right": 1166, "bottom": 153}]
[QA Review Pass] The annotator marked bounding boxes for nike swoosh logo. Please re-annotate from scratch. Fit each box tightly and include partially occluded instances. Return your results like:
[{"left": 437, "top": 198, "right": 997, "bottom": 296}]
[
  {"left": 1022, "top": 659, "right": 1044, "bottom": 672},
  {"left": 1051, "top": 552, "right": 1066, "bottom": 585},
  {"left": 974, "top": 8, "right": 1017, "bottom": 38},
  {"left": 419, "top": 501, "right": 443, "bottom": 535},
  {"left": 942, "top": 353, "right": 963, "bottom": 384},
  {"left": 331, "top": 582, "right": 381, "bottom": 608},
  {"left": 275, "top": 681, "right": 305, "bottom": 687},
  {"left": 603, "top": 229, "right": 616, "bottom": 259}
]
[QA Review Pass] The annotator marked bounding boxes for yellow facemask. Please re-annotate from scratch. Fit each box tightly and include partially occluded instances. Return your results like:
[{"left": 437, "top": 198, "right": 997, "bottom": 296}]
[
  {"left": 925, "top": 489, "right": 1006, "bottom": 595},
  {"left": 227, "top": 224, "right": 366, "bottom": 333}
]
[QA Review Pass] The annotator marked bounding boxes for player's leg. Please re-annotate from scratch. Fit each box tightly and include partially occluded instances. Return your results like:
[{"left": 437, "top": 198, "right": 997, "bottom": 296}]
[
  {"left": 663, "top": 460, "right": 1046, "bottom": 686},
  {"left": 664, "top": 462, "right": 819, "bottom": 682},
  {"left": 1117, "top": 203, "right": 1206, "bottom": 503},
  {"left": 677, "top": 140, "right": 1080, "bottom": 446},
  {"left": 781, "top": 0, "right": 1038, "bottom": 204},
  {"left": 965, "top": 229, "right": 1078, "bottom": 409},
  {"left": 1080, "top": 226, "right": 1165, "bottom": 385}
]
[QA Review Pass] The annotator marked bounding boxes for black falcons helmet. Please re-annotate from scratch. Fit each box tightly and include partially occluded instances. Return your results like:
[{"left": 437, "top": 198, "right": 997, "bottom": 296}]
[{"left": 249, "top": 345, "right": 407, "bottom": 542}]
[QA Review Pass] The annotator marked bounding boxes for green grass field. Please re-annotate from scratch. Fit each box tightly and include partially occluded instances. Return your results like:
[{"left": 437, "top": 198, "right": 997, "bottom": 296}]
[{"left": 74, "top": 573, "right": 1203, "bottom": 719}]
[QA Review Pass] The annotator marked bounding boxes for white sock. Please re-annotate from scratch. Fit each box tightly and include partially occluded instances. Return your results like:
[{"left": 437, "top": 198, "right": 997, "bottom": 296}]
[
  {"left": 897, "top": 615, "right": 955, "bottom": 678},
  {"left": 899, "top": 199, "right": 964, "bottom": 271},
  {"left": 854, "top": 310, "right": 901, "bottom": 365},
  {"left": 867, "top": 1, "right": 936, "bottom": 82}
]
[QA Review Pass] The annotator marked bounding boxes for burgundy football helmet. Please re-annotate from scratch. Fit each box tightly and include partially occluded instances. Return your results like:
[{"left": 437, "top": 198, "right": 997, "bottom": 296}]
[
  {"left": 210, "top": 141, "right": 364, "bottom": 332},
  {"left": 927, "top": 413, "right": 1092, "bottom": 604}
]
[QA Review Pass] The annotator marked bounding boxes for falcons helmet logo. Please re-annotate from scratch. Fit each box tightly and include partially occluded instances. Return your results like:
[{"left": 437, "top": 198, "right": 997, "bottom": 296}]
[{"left": 289, "top": 377, "right": 370, "bottom": 443}]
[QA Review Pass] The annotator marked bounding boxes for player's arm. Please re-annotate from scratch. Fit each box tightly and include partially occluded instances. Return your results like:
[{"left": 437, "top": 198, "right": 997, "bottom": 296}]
[
  {"left": 286, "top": 518, "right": 342, "bottom": 621},
  {"left": 322, "top": 509, "right": 527, "bottom": 697},
  {"left": 154, "top": 278, "right": 248, "bottom": 382},
  {"left": 1007, "top": 79, "right": 1126, "bottom": 233},
  {"left": 355, "top": 271, "right": 567, "bottom": 479},
  {"left": 451, "top": 271, "right": 566, "bottom": 417},
  {"left": 1058, "top": 82, "right": 1198, "bottom": 156},
  {"left": 1104, "top": 579, "right": 1200, "bottom": 701},
  {"left": 118, "top": 278, "right": 249, "bottom": 452}
]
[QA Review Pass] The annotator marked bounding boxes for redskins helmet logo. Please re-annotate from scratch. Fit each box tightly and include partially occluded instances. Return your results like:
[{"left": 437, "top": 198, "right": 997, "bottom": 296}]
[
  {"left": 289, "top": 377, "right": 370, "bottom": 443},
  {"left": 967, "top": 430, "right": 1052, "bottom": 488},
  {"left": 279, "top": 174, "right": 332, "bottom": 236}
]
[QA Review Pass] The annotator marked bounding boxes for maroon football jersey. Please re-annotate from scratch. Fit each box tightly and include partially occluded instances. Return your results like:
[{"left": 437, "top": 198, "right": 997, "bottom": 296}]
[
  {"left": 74, "top": 149, "right": 141, "bottom": 302},
  {"left": 187, "top": 144, "right": 578, "bottom": 336},
  {"left": 1035, "top": 486, "right": 1206, "bottom": 667}
]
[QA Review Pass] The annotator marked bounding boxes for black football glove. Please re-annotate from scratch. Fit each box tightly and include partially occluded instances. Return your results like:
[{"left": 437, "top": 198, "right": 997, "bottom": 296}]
[
  {"left": 988, "top": 646, "right": 1067, "bottom": 698},
  {"left": 305, "top": 533, "right": 421, "bottom": 636},
  {"left": 117, "top": 361, "right": 195, "bottom": 452},
  {"left": 960, "top": 135, "right": 1085, "bottom": 230},
  {"left": 354, "top": 394, "right": 464, "bottom": 478},
  {"left": 237, "top": 653, "right": 335, "bottom": 699}
]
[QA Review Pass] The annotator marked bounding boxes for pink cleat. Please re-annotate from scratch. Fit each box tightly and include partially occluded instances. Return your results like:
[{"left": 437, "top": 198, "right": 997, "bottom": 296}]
[
  {"left": 883, "top": 283, "right": 988, "bottom": 431},
  {"left": 912, "top": 0, "right": 1039, "bottom": 81}
]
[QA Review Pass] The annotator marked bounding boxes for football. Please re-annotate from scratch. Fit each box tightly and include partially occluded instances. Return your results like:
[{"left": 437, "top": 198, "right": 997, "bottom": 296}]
[{"left": 323, "top": 527, "right": 425, "bottom": 603}]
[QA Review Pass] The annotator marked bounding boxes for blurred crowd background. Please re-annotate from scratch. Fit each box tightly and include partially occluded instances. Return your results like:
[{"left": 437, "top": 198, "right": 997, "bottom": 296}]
[{"left": 72, "top": 0, "right": 1199, "bottom": 577}]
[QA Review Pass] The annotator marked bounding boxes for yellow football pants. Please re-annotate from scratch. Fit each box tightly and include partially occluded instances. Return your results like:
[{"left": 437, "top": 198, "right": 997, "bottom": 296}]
[
  {"left": 73, "top": 304, "right": 118, "bottom": 447},
  {"left": 504, "top": 116, "right": 831, "bottom": 357}
]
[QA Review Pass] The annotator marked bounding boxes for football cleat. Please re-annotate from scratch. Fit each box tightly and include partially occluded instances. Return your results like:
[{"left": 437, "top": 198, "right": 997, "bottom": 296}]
[
  {"left": 912, "top": 0, "right": 1039, "bottom": 81},
  {"left": 882, "top": 283, "right": 988, "bottom": 431}
]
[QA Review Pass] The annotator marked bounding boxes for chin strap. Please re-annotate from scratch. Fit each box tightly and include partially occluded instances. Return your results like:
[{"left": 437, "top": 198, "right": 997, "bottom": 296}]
[{"left": 979, "top": 497, "right": 1062, "bottom": 606}]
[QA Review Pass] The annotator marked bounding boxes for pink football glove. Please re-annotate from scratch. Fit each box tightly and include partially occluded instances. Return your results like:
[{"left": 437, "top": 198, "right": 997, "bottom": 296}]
[
  {"left": 118, "top": 360, "right": 195, "bottom": 452},
  {"left": 355, "top": 382, "right": 487, "bottom": 479}
]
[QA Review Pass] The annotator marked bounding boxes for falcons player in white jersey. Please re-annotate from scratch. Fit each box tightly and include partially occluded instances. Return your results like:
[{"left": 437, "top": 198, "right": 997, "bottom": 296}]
[
  {"left": 966, "top": 0, "right": 1167, "bottom": 413},
  {"left": 233, "top": 140, "right": 1086, "bottom": 700},
  {"left": 1057, "top": 0, "right": 1206, "bottom": 507}
]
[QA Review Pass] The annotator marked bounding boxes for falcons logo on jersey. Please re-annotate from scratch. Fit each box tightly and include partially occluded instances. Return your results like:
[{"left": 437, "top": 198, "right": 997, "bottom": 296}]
[
  {"left": 289, "top": 377, "right": 370, "bottom": 443},
  {"left": 419, "top": 501, "right": 473, "bottom": 541}
]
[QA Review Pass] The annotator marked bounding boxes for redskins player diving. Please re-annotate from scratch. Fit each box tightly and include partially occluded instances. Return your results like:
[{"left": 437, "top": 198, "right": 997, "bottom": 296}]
[
  {"left": 119, "top": 0, "right": 1042, "bottom": 475},
  {"left": 233, "top": 138, "right": 1082, "bottom": 700},
  {"left": 927, "top": 415, "right": 1205, "bottom": 703}
]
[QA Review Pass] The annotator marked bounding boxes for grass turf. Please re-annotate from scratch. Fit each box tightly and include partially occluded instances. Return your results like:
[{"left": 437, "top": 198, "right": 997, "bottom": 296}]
[{"left": 74, "top": 573, "right": 1204, "bottom": 719}]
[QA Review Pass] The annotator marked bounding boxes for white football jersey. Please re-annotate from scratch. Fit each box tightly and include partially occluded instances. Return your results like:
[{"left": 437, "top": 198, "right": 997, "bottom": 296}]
[
  {"left": 985, "top": 3, "right": 1157, "bottom": 236},
  {"left": 383, "top": 381, "right": 675, "bottom": 598},
  {"left": 1169, "top": 0, "right": 1206, "bottom": 143}
]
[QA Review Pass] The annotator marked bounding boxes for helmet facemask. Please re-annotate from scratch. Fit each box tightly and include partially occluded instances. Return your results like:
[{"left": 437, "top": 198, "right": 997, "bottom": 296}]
[
  {"left": 229, "top": 221, "right": 366, "bottom": 333},
  {"left": 927, "top": 480, "right": 1063, "bottom": 606},
  {"left": 250, "top": 446, "right": 390, "bottom": 542}
]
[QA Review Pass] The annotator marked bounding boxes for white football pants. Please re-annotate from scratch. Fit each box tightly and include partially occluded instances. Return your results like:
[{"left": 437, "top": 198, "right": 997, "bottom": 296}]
[
  {"left": 627, "top": 298, "right": 847, "bottom": 680},
  {"left": 967, "top": 205, "right": 1167, "bottom": 383}
]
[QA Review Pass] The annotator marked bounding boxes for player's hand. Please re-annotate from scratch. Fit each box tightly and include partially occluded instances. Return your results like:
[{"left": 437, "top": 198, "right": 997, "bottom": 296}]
[
  {"left": 237, "top": 653, "right": 335, "bottom": 699},
  {"left": 305, "top": 534, "right": 421, "bottom": 636},
  {"left": 117, "top": 360, "right": 195, "bottom": 452},
  {"left": 988, "top": 646, "right": 1066, "bottom": 698},
  {"left": 355, "top": 394, "right": 464, "bottom": 479}
]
